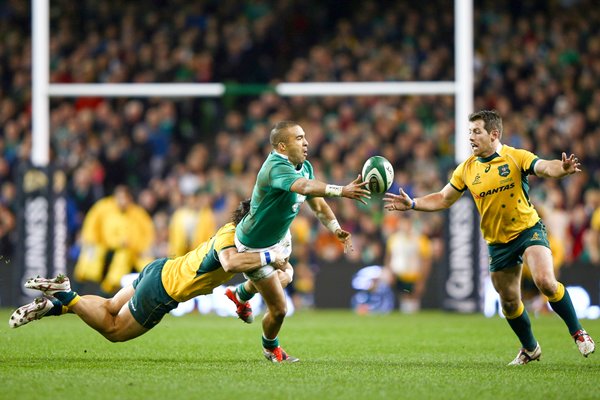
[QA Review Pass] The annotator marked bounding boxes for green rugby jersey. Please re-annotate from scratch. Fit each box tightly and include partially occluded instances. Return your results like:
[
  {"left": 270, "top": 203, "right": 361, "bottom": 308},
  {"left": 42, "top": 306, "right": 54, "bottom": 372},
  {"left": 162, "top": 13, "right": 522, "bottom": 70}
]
[{"left": 236, "top": 151, "right": 314, "bottom": 248}]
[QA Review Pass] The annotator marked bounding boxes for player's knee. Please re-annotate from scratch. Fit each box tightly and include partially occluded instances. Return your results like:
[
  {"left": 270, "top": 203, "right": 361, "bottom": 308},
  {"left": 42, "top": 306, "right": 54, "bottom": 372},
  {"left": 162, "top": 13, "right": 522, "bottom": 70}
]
[
  {"left": 270, "top": 303, "right": 287, "bottom": 321},
  {"left": 534, "top": 276, "right": 556, "bottom": 296},
  {"left": 500, "top": 299, "right": 520, "bottom": 316},
  {"left": 102, "top": 327, "right": 123, "bottom": 342},
  {"left": 106, "top": 298, "right": 122, "bottom": 315},
  {"left": 278, "top": 269, "right": 293, "bottom": 288}
]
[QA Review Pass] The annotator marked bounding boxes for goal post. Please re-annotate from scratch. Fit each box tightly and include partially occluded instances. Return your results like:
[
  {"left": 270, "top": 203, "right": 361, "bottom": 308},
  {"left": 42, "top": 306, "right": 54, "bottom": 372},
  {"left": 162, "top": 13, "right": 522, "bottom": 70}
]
[{"left": 32, "top": 0, "right": 473, "bottom": 167}]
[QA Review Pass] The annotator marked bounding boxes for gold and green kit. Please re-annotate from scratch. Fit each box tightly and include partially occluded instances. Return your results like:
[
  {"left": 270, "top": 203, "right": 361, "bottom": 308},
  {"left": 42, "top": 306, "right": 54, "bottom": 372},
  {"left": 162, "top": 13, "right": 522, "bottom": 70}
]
[
  {"left": 449, "top": 144, "right": 541, "bottom": 245},
  {"left": 129, "top": 223, "right": 238, "bottom": 328},
  {"left": 161, "top": 222, "right": 238, "bottom": 302}
]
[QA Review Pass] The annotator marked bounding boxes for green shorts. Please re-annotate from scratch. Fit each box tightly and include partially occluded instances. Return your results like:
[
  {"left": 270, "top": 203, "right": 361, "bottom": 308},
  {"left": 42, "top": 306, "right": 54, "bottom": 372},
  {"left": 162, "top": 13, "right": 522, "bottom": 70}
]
[
  {"left": 128, "top": 258, "right": 179, "bottom": 329},
  {"left": 487, "top": 220, "right": 550, "bottom": 272}
]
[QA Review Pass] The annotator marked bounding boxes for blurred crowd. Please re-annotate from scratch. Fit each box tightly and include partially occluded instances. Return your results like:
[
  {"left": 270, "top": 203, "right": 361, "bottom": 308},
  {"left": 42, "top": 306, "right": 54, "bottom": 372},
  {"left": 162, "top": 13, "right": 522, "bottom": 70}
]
[{"left": 0, "top": 0, "right": 599, "bottom": 308}]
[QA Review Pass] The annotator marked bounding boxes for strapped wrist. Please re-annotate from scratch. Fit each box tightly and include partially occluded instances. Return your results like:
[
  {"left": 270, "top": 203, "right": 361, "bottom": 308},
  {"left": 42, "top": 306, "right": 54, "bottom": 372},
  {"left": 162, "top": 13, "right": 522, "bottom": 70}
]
[
  {"left": 325, "top": 184, "right": 343, "bottom": 197},
  {"left": 411, "top": 199, "right": 416, "bottom": 210},
  {"left": 326, "top": 219, "right": 341, "bottom": 233},
  {"left": 260, "top": 251, "right": 272, "bottom": 266}
]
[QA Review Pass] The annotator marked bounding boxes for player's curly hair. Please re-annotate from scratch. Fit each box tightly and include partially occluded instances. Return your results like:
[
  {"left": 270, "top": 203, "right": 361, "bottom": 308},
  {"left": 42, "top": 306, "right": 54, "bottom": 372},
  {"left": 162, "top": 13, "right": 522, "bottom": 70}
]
[
  {"left": 231, "top": 199, "right": 251, "bottom": 225},
  {"left": 469, "top": 110, "right": 503, "bottom": 137}
]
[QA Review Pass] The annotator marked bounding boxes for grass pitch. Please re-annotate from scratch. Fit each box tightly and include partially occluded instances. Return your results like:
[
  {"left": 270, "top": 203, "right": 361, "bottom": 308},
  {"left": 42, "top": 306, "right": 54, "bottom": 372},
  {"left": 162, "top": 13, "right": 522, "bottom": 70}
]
[{"left": 0, "top": 309, "right": 598, "bottom": 400}]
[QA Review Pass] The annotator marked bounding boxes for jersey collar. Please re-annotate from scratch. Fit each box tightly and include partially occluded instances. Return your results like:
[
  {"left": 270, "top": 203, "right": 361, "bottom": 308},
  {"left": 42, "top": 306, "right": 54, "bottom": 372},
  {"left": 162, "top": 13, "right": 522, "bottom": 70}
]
[
  {"left": 272, "top": 150, "right": 303, "bottom": 170},
  {"left": 272, "top": 150, "right": 289, "bottom": 160},
  {"left": 477, "top": 143, "right": 503, "bottom": 163}
]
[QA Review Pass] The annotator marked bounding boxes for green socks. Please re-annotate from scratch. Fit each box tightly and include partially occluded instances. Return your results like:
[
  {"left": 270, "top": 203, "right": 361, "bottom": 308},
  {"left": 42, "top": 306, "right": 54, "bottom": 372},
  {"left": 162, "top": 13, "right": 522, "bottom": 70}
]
[
  {"left": 548, "top": 283, "right": 582, "bottom": 334},
  {"left": 262, "top": 335, "right": 279, "bottom": 350},
  {"left": 505, "top": 302, "right": 537, "bottom": 351},
  {"left": 54, "top": 290, "right": 79, "bottom": 306},
  {"left": 236, "top": 283, "right": 254, "bottom": 303}
]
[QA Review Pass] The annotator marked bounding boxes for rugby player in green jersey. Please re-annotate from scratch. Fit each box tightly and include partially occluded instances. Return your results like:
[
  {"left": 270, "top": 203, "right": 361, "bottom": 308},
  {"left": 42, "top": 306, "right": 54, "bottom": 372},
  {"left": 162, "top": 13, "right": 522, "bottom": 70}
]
[
  {"left": 384, "top": 110, "right": 594, "bottom": 365},
  {"left": 225, "top": 121, "right": 371, "bottom": 363},
  {"left": 9, "top": 200, "right": 290, "bottom": 344}
]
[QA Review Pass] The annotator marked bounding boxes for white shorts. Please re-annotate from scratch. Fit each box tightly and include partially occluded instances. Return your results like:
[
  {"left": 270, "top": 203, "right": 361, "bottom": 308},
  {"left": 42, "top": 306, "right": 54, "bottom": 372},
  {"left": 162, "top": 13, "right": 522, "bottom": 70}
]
[{"left": 234, "top": 230, "right": 292, "bottom": 281}]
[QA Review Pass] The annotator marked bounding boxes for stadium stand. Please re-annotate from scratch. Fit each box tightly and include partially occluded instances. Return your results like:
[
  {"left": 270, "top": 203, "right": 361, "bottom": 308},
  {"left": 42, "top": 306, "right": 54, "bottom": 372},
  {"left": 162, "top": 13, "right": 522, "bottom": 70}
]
[{"left": 0, "top": 0, "right": 599, "bottom": 307}]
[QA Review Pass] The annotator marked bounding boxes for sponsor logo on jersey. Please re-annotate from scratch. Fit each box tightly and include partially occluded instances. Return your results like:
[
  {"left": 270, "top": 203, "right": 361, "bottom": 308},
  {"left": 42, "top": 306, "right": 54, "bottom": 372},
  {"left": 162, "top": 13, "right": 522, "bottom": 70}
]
[
  {"left": 484, "top": 164, "right": 491, "bottom": 173},
  {"left": 498, "top": 164, "right": 510, "bottom": 177},
  {"left": 477, "top": 182, "right": 515, "bottom": 198}
]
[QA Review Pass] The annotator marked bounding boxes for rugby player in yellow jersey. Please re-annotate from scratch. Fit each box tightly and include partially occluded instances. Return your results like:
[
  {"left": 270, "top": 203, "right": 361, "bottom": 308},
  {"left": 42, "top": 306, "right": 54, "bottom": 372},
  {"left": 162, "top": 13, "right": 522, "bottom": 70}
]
[
  {"left": 384, "top": 110, "right": 595, "bottom": 365},
  {"left": 9, "top": 200, "right": 291, "bottom": 346}
]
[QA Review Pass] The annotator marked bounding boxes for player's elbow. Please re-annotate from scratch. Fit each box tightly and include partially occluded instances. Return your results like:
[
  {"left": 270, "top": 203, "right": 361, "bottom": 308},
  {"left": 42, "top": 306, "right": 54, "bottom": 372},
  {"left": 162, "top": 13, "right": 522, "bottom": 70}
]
[
  {"left": 219, "top": 253, "right": 237, "bottom": 272},
  {"left": 290, "top": 178, "right": 311, "bottom": 195},
  {"left": 220, "top": 257, "right": 236, "bottom": 273}
]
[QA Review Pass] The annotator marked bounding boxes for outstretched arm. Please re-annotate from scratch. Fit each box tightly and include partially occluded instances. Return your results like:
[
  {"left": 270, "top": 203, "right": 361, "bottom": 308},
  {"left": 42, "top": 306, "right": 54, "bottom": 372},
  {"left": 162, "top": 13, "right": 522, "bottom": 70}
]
[
  {"left": 384, "top": 183, "right": 462, "bottom": 212},
  {"left": 219, "top": 248, "right": 286, "bottom": 273},
  {"left": 290, "top": 175, "right": 371, "bottom": 204},
  {"left": 307, "top": 197, "right": 354, "bottom": 253},
  {"left": 534, "top": 152, "right": 581, "bottom": 178}
]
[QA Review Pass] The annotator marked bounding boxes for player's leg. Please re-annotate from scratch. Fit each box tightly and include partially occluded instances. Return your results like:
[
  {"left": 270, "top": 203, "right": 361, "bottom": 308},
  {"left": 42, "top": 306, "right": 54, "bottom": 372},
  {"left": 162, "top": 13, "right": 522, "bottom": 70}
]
[
  {"left": 225, "top": 264, "right": 293, "bottom": 323},
  {"left": 491, "top": 264, "right": 541, "bottom": 365},
  {"left": 245, "top": 264, "right": 293, "bottom": 295},
  {"left": 15, "top": 274, "right": 148, "bottom": 341},
  {"left": 9, "top": 276, "right": 145, "bottom": 341},
  {"left": 524, "top": 245, "right": 595, "bottom": 357},
  {"left": 251, "top": 269, "right": 298, "bottom": 363},
  {"left": 69, "top": 285, "right": 148, "bottom": 342}
]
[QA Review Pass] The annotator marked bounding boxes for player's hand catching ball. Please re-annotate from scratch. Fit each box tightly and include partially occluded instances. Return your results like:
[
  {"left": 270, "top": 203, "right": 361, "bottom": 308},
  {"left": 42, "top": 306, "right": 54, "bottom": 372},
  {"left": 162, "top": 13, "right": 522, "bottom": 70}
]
[
  {"left": 342, "top": 174, "right": 371, "bottom": 205},
  {"left": 383, "top": 188, "right": 413, "bottom": 212}
]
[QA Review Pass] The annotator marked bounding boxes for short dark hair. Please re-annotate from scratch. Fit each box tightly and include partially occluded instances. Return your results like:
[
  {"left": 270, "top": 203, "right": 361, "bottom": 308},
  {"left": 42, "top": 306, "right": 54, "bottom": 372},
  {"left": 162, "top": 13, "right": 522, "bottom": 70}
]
[
  {"left": 270, "top": 121, "right": 299, "bottom": 147},
  {"left": 468, "top": 110, "right": 503, "bottom": 137},
  {"left": 231, "top": 199, "right": 251, "bottom": 225}
]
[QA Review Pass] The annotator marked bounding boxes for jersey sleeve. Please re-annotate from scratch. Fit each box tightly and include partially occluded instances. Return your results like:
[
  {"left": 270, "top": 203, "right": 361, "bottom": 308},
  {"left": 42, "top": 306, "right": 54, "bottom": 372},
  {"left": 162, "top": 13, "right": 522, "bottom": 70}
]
[
  {"left": 449, "top": 162, "right": 468, "bottom": 192},
  {"left": 515, "top": 148, "right": 539, "bottom": 175},
  {"left": 304, "top": 161, "right": 316, "bottom": 200},
  {"left": 269, "top": 160, "right": 304, "bottom": 191},
  {"left": 213, "top": 224, "right": 236, "bottom": 253}
]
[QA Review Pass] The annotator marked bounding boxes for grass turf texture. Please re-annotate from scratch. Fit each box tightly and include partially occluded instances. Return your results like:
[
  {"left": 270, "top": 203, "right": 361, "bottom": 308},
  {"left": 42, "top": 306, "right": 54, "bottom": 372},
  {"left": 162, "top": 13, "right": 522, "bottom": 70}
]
[{"left": 0, "top": 309, "right": 598, "bottom": 400}]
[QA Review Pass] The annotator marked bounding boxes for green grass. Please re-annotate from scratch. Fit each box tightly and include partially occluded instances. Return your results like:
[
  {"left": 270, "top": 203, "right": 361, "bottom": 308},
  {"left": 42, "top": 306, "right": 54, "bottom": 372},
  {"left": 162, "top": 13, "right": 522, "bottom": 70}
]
[{"left": 0, "top": 309, "right": 598, "bottom": 400}]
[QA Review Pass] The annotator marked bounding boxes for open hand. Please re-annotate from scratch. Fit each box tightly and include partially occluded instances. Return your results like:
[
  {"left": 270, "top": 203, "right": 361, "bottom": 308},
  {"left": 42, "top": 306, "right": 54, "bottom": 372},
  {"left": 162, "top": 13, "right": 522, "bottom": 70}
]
[
  {"left": 342, "top": 174, "right": 371, "bottom": 205},
  {"left": 561, "top": 152, "right": 581, "bottom": 175},
  {"left": 383, "top": 188, "right": 413, "bottom": 212}
]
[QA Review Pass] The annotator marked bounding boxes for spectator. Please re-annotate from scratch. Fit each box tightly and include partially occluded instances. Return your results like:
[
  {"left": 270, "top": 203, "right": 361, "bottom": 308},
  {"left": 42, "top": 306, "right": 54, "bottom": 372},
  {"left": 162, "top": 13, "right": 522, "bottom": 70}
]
[
  {"left": 74, "top": 185, "right": 155, "bottom": 294},
  {"left": 381, "top": 214, "right": 432, "bottom": 313}
]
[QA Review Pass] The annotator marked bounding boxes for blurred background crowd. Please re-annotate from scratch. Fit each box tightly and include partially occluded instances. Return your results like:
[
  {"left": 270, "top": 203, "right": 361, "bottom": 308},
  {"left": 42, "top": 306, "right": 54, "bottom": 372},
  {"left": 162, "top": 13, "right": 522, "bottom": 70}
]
[{"left": 0, "top": 0, "right": 599, "bottom": 310}]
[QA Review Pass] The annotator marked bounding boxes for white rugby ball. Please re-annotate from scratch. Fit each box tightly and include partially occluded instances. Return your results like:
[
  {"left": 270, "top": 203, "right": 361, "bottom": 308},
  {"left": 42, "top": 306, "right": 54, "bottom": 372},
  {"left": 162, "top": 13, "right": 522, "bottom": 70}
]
[{"left": 361, "top": 156, "right": 394, "bottom": 194}]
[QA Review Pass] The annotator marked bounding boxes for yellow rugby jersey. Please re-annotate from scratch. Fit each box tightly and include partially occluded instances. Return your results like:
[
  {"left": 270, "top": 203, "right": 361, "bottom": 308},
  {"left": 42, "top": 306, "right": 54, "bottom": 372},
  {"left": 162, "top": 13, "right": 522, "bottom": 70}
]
[
  {"left": 160, "top": 223, "right": 237, "bottom": 302},
  {"left": 449, "top": 145, "right": 540, "bottom": 244}
]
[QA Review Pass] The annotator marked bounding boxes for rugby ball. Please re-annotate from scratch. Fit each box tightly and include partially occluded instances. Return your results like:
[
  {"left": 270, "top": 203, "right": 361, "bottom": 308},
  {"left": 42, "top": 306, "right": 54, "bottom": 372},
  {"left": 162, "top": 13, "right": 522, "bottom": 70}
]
[{"left": 361, "top": 156, "right": 394, "bottom": 194}]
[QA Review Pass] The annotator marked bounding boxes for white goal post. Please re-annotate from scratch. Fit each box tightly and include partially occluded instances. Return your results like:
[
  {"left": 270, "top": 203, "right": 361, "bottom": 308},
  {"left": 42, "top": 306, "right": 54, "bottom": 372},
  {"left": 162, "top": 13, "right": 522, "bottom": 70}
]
[{"left": 32, "top": 0, "right": 472, "bottom": 166}]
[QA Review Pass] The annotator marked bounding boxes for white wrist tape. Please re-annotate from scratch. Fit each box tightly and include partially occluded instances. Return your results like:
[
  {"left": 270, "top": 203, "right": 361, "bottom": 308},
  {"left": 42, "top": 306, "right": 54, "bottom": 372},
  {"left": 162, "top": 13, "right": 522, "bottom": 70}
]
[
  {"left": 325, "top": 184, "right": 343, "bottom": 197},
  {"left": 326, "top": 219, "right": 342, "bottom": 233},
  {"left": 259, "top": 251, "right": 272, "bottom": 266}
]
